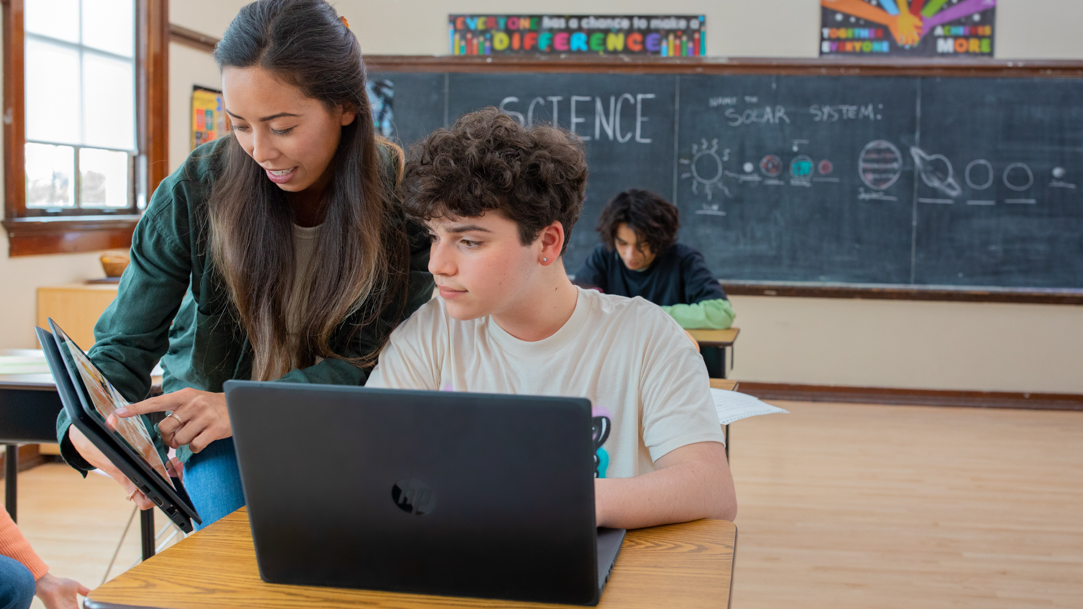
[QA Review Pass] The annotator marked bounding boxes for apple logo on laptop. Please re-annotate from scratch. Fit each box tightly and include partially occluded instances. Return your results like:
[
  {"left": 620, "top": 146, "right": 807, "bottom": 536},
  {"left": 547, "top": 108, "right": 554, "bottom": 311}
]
[{"left": 392, "top": 477, "right": 437, "bottom": 515}]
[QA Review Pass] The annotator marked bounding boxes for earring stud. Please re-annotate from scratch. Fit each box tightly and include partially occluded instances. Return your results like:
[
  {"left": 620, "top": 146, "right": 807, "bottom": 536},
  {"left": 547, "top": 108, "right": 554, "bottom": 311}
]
[{"left": 543, "top": 257, "right": 548, "bottom": 262}]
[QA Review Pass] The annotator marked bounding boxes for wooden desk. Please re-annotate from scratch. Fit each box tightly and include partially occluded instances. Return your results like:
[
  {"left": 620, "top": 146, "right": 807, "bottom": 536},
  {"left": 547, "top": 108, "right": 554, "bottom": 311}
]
[
  {"left": 710, "top": 379, "right": 738, "bottom": 392},
  {"left": 86, "top": 507, "right": 737, "bottom": 609},
  {"left": 689, "top": 328, "right": 740, "bottom": 379},
  {"left": 1, "top": 373, "right": 63, "bottom": 523}
]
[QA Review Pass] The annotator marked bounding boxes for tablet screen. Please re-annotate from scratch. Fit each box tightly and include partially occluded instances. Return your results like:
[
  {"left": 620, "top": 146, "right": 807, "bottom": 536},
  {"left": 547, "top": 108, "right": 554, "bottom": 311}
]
[{"left": 59, "top": 334, "right": 175, "bottom": 490}]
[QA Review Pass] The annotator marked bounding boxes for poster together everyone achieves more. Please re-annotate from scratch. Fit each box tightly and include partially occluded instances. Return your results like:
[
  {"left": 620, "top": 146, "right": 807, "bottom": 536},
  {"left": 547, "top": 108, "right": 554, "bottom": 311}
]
[{"left": 820, "top": 0, "right": 996, "bottom": 57}]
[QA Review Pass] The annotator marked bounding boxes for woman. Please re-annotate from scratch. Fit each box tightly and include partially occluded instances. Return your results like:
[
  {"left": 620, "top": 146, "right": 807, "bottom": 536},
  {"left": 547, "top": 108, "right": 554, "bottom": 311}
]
[{"left": 56, "top": 0, "right": 433, "bottom": 528}]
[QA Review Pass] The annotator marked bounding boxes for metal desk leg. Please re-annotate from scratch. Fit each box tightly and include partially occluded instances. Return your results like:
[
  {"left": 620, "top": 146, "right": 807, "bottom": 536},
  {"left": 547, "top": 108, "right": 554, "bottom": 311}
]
[
  {"left": 702, "top": 347, "right": 726, "bottom": 379},
  {"left": 140, "top": 509, "right": 155, "bottom": 560},
  {"left": 5, "top": 444, "right": 16, "bottom": 522}
]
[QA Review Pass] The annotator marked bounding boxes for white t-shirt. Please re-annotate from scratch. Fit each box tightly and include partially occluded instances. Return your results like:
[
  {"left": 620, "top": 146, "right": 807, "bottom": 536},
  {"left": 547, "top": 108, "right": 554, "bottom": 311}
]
[{"left": 367, "top": 287, "right": 726, "bottom": 479}]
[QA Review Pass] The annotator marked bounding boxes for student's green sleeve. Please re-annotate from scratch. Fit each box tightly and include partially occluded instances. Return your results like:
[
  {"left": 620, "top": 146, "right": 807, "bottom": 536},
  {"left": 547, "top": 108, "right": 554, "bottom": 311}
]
[{"left": 660, "top": 298, "right": 735, "bottom": 330}]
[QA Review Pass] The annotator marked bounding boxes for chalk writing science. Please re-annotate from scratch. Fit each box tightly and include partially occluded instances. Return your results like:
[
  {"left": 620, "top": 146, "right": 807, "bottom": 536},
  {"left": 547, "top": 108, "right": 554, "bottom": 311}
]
[
  {"left": 820, "top": 0, "right": 996, "bottom": 58},
  {"left": 449, "top": 15, "right": 705, "bottom": 57}
]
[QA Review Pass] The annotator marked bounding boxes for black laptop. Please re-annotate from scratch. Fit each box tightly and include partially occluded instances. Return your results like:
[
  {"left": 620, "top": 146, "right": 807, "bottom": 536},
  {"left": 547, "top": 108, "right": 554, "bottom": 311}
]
[
  {"left": 224, "top": 380, "right": 625, "bottom": 606},
  {"left": 36, "top": 319, "right": 200, "bottom": 532}
]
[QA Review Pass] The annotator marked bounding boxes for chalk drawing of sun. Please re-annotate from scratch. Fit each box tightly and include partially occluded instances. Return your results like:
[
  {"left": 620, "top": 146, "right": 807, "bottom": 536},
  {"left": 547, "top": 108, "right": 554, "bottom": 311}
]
[{"left": 681, "top": 138, "right": 730, "bottom": 200}]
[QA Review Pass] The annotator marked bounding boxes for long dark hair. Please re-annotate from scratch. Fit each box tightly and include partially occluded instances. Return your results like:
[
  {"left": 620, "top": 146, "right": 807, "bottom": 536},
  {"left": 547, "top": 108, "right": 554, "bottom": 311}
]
[{"left": 210, "top": 0, "right": 408, "bottom": 380}]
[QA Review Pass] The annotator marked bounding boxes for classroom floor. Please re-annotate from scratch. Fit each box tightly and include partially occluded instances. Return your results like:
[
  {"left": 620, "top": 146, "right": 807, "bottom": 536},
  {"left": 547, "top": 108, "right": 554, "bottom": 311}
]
[{"left": 5, "top": 401, "right": 1082, "bottom": 609}]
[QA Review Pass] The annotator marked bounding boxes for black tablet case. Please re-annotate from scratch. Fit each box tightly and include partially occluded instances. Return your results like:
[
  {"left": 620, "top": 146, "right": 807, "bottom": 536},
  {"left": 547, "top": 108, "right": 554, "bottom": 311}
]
[{"left": 37, "top": 320, "right": 200, "bottom": 532}]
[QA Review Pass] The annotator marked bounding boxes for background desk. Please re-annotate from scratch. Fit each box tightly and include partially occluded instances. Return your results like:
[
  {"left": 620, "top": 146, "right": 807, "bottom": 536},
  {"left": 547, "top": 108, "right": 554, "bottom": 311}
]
[
  {"left": 87, "top": 507, "right": 737, "bottom": 609},
  {"left": 0, "top": 350, "right": 161, "bottom": 560},
  {"left": 690, "top": 328, "right": 740, "bottom": 379},
  {"left": 0, "top": 366, "right": 63, "bottom": 522}
]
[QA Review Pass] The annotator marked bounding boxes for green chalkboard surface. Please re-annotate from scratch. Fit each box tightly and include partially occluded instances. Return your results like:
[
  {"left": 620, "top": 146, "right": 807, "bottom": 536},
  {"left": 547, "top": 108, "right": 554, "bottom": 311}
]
[{"left": 368, "top": 66, "right": 1083, "bottom": 292}]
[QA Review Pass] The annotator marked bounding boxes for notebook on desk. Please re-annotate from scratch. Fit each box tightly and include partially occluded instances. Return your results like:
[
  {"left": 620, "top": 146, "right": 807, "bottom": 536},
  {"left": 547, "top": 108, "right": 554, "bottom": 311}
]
[{"left": 224, "top": 380, "right": 625, "bottom": 606}]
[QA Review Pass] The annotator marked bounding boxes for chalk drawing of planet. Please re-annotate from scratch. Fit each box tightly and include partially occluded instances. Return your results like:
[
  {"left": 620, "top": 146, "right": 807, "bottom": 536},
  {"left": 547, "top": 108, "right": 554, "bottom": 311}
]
[
  {"left": 910, "top": 146, "right": 961, "bottom": 197},
  {"left": 858, "top": 140, "right": 903, "bottom": 191}
]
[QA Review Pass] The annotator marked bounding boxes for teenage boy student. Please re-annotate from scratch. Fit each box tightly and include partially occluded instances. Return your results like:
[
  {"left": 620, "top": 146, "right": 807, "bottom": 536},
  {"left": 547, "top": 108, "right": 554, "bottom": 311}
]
[
  {"left": 575, "top": 189, "right": 735, "bottom": 332},
  {"left": 367, "top": 108, "right": 737, "bottom": 530}
]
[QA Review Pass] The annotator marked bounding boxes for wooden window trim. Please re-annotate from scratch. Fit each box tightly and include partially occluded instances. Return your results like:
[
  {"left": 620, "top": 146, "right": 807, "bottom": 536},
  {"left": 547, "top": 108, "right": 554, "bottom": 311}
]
[{"left": 1, "top": 0, "right": 169, "bottom": 257}]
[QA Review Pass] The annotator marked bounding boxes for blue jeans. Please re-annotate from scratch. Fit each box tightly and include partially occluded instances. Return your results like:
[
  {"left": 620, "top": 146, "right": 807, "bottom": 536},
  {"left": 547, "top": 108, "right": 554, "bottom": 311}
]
[
  {"left": 183, "top": 437, "right": 246, "bottom": 531},
  {"left": 0, "top": 555, "right": 35, "bottom": 609}
]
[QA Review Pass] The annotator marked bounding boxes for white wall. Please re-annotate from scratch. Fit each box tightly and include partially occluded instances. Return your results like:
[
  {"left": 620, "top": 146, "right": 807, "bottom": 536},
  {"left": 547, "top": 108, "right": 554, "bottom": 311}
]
[
  {"left": 169, "top": 0, "right": 1083, "bottom": 60},
  {"left": 727, "top": 296, "right": 1083, "bottom": 393},
  {"left": 168, "top": 43, "right": 224, "bottom": 172},
  {"left": 340, "top": 0, "right": 1082, "bottom": 60}
]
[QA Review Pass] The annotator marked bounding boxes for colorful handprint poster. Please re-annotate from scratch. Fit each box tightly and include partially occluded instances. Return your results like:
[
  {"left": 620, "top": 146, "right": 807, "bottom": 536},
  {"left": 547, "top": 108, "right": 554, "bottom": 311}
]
[{"left": 821, "top": 0, "right": 995, "bottom": 58}]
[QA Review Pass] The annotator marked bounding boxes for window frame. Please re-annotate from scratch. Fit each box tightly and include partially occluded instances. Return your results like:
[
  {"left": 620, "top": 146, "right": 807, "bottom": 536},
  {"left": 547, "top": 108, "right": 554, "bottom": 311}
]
[{"left": 2, "top": 0, "right": 169, "bottom": 257}]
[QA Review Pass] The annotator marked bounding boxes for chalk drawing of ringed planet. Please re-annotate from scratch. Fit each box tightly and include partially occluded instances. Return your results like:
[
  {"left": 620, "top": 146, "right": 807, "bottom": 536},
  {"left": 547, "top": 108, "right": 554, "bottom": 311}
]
[
  {"left": 859, "top": 140, "right": 903, "bottom": 191},
  {"left": 910, "top": 146, "right": 961, "bottom": 197}
]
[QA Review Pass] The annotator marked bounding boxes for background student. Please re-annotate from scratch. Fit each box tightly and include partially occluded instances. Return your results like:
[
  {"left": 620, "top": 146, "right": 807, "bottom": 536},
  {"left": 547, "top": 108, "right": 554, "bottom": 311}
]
[
  {"left": 57, "top": 0, "right": 433, "bottom": 529},
  {"left": 368, "top": 109, "right": 736, "bottom": 530},
  {"left": 575, "top": 190, "right": 735, "bottom": 336},
  {"left": 1, "top": 507, "right": 90, "bottom": 609}
]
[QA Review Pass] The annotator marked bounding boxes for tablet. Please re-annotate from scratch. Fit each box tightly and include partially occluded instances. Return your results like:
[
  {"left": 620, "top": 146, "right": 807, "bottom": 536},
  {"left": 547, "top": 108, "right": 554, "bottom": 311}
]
[{"left": 37, "top": 318, "right": 201, "bottom": 533}]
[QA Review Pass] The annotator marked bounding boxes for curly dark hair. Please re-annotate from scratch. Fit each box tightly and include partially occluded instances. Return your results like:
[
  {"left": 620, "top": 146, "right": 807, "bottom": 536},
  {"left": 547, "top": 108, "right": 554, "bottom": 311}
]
[
  {"left": 596, "top": 189, "right": 680, "bottom": 255},
  {"left": 402, "top": 107, "right": 587, "bottom": 254}
]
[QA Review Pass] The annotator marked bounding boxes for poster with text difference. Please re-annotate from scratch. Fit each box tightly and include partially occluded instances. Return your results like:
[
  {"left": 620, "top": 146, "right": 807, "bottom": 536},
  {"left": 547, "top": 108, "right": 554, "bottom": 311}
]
[
  {"left": 820, "top": 0, "right": 995, "bottom": 58},
  {"left": 449, "top": 15, "right": 706, "bottom": 57}
]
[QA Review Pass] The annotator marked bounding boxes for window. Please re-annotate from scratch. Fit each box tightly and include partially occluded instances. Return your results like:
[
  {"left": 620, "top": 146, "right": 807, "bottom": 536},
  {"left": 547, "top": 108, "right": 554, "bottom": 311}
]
[{"left": 2, "top": 0, "right": 169, "bottom": 256}]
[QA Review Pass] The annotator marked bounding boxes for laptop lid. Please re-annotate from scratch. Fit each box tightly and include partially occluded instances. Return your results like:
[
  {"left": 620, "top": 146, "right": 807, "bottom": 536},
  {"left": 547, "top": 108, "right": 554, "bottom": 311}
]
[
  {"left": 225, "top": 380, "right": 610, "bottom": 605},
  {"left": 37, "top": 320, "right": 200, "bottom": 532}
]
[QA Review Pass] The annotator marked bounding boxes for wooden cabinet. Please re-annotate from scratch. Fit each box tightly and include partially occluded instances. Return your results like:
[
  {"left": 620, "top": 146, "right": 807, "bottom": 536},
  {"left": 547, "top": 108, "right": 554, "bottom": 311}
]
[{"left": 36, "top": 284, "right": 119, "bottom": 349}]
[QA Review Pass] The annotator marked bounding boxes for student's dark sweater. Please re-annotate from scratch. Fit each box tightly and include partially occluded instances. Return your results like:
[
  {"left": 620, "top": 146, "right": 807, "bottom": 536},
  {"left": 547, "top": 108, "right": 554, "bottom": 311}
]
[{"left": 574, "top": 243, "right": 735, "bottom": 329}]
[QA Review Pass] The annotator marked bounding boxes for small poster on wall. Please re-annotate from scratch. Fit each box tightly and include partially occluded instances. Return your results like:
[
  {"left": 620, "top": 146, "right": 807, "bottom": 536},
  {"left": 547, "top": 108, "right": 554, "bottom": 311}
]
[
  {"left": 191, "top": 87, "right": 229, "bottom": 150},
  {"left": 449, "top": 15, "right": 706, "bottom": 57},
  {"left": 820, "top": 0, "right": 995, "bottom": 58}
]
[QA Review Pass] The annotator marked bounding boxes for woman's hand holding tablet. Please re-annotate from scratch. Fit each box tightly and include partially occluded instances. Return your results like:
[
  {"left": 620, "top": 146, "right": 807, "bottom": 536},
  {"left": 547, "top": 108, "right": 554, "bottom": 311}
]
[{"left": 69, "top": 425, "right": 157, "bottom": 511}]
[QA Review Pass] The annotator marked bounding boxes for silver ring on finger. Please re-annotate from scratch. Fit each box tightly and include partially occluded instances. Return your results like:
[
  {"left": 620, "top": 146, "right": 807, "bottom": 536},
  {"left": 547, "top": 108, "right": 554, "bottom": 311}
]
[{"left": 167, "top": 412, "right": 183, "bottom": 426}]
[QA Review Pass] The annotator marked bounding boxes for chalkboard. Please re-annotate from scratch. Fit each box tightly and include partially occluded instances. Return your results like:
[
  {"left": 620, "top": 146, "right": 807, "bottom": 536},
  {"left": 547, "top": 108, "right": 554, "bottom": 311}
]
[
  {"left": 914, "top": 78, "right": 1083, "bottom": 288},
  {"left": 366, "top": 66, "right": 1083, "bottom": 291}
]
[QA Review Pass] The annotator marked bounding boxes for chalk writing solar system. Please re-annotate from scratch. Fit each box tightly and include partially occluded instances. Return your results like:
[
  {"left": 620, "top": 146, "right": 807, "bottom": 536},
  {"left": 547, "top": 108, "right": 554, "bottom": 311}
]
[{"left": 369, "top": 70, "right": 1083, "bottom": 290}]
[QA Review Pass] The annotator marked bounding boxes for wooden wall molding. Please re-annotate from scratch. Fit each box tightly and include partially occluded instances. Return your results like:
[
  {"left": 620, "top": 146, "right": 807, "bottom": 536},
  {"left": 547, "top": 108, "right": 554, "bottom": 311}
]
[
  {"left": 738, "top": 382, "right": 1083, "bottom": 411},
  {"left": 721, "top": 281, "right": 1083, "bottom": 306},
  {"left": 363, "top": 55, "right": 1083, "bottom": 78},
  {"left": 169, "top": 23, "right": 217, "bottom": 54}
]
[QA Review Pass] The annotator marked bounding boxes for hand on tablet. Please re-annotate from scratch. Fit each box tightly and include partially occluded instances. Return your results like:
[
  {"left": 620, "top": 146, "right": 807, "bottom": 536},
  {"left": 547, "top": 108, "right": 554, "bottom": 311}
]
[
  {"left": 68, "top": 426, "right": 156, "bottom": 510},
  {"left": 115, "top": 389, "right": 231, "bottom": 453}
]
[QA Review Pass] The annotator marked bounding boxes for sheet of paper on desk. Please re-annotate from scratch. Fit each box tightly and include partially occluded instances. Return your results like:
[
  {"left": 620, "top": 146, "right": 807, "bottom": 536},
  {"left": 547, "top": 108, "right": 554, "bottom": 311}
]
[
  {"left": 0, "top": 354, "right": 51, "bottom": 375},
  {"left": 711, "top": 388, "right": 788, "bottom": 425}
]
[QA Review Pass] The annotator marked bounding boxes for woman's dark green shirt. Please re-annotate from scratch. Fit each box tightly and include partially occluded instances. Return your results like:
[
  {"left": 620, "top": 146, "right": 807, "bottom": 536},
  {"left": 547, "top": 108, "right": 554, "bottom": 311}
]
[{"left": 55, "top": 137, "right": 434, "bottom": 473}]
